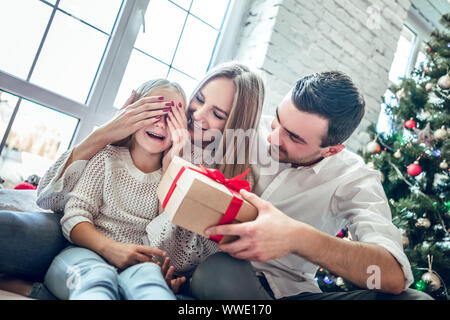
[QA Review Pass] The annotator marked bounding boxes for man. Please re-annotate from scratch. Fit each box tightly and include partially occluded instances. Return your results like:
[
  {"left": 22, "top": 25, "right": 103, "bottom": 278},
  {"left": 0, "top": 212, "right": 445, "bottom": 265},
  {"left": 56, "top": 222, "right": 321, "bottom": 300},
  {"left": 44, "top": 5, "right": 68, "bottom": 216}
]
[{"left": 189, "top": 71, "right": 432, "bottom": 300}]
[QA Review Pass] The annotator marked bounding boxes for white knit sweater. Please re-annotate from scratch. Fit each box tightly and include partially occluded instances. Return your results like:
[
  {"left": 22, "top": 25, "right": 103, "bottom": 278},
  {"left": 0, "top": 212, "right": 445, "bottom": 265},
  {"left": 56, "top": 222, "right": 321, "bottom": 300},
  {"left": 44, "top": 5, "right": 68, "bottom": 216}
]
[{"left": 37, "top": 145, "right": 218, "bottom": 274}]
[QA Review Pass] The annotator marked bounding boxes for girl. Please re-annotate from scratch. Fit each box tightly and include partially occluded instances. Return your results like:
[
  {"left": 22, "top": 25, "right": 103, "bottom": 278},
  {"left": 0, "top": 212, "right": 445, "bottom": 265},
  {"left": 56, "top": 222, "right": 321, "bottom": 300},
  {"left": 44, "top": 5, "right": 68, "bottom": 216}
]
[{"left": 43, "top": 79, "right": 187, "bottom": 300}]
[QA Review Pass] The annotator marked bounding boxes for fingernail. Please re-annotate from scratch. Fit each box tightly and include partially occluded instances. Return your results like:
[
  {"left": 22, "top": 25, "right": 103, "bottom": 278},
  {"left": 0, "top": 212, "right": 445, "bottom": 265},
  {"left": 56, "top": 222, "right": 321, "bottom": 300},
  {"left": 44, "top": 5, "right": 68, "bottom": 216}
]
[
  {"left": 155, "top": 115, "right": 161, "bottom": 119},
  {"left": 205, "top": 229, "right": 211, "bottom": 236},
  {"left": 171, "top": 100, "right": 175, "bottom": 106},
  {"left": 240, "top": 189, "right": 249, "bottom": 195},
  {"left": 163, "top": 108, "right": 171, "bottom": 112},
  {"left": 178, "top": 102, "right": 183, "bottom": 108},
  {"left": 158, "top": 96, "right": 164, "bottom": 100},
  {"left": 165, "top": 102, "right": 172, "bottom": 106}
]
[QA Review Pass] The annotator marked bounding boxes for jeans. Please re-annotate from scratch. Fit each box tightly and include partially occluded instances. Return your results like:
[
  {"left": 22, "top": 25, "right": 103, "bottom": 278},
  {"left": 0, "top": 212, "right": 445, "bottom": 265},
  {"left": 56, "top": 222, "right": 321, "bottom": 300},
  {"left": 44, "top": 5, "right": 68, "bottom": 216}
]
[
  {"left": 190, "top": 252, "right": 434, "bottom": 300},
  {"left": 0, "top": 210, "right": 68, "bottom": 280},
  {"left": 43, "top": 246, "right": 176, "bottom": 300}
]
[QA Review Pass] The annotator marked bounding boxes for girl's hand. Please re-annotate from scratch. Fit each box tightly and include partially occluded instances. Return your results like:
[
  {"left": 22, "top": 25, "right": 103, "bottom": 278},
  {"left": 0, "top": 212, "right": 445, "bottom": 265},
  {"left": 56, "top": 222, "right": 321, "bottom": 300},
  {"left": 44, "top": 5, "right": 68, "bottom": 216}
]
[
  {"left": 102, "top": 241, "right": 166, "bottom": 270},
  {"left": 96, "top": 91, "right": 173, "bottom": 146},
  {"left": 162, "top": 102, "right": 190, "bottom": 172},
  {"left": 159, "top": 256, "right": 186, "bottom": 294}
]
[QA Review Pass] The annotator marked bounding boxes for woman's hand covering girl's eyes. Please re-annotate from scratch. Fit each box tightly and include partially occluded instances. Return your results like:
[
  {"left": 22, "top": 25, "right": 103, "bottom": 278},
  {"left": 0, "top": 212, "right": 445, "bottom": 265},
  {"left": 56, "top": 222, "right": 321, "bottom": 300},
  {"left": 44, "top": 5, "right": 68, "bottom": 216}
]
[
  {"left": 99, "top": 93, "right": 172, "bottom": 145},
  {"left": 162, "top": 103, "right": 190, "bottom": 172}
]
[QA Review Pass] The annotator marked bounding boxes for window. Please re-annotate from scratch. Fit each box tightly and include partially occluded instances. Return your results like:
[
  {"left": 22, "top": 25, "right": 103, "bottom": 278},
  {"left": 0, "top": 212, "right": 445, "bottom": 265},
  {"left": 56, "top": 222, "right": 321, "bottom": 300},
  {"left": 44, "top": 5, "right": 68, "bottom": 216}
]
[
  {"left": 376, "top": 15, "right": 433, "bottom": 135},
  {"left": 114, "top": 0, "right": 231, "bottom": 107},
  {"left": 0, "top": 0, "right": 236, "bottom": 188},
  {"left": 388, "top": 26, "right": 417, "bottom": 85},
  {"left": 0, "top": 90, "right": 78, "bottom": 188}
]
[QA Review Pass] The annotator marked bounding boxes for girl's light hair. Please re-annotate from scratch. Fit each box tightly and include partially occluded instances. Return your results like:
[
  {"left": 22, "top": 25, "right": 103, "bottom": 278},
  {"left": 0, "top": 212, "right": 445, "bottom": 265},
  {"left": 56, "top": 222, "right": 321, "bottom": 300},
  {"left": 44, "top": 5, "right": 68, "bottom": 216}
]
[
  {"left": 188, "top": 62, "right": 265, "bottom": 179},
  {"left": 112, "top": 79, "right": 186, "bottom": 148}
]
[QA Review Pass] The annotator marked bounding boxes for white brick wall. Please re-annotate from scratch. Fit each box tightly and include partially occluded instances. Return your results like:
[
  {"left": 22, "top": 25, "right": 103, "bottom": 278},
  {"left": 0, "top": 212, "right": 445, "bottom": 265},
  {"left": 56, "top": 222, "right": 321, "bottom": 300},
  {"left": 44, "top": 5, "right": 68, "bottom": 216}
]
[{"left": 233, "top": 0, "right": 412, "bottom": 151}]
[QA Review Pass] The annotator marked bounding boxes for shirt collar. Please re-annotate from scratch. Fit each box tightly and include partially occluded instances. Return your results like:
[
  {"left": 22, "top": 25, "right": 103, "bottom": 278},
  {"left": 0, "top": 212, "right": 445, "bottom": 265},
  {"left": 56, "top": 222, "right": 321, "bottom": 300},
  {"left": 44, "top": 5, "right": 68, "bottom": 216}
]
[{"left": 290, "top": 155, "right": 333, "bottom": 174}]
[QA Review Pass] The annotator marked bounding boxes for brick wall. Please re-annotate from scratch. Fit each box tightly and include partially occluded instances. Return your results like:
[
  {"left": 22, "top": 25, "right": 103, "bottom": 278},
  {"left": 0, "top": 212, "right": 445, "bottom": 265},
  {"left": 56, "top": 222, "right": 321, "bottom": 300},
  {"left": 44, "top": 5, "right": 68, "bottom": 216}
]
[{"left": 233, "top": 0, "right": 412, "bottom": 151}]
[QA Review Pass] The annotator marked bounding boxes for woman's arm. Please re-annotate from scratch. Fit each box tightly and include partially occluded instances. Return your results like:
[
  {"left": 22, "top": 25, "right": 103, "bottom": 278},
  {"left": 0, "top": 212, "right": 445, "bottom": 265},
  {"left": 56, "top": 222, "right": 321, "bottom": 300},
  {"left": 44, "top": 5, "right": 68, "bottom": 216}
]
[
  {"left": 60, "top": 93, "right": 172, "bottom": 178},
  {"left": 37, "top": 94, "right": 172, "bottom": 211}
]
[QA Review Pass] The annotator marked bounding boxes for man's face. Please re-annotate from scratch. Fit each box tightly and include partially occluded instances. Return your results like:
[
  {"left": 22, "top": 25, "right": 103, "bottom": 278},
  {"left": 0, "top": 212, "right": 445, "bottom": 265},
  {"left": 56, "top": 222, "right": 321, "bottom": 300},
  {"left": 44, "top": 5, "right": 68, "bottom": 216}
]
[{"left": 267, "top": 92, "right": 343, "bottom": 166}]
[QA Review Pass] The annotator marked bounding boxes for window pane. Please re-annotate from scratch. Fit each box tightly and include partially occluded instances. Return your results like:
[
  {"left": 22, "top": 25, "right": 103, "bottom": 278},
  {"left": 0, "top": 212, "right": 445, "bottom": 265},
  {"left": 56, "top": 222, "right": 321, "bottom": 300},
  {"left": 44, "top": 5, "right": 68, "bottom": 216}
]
[
  {"left": 171, "top": 16, "right": 218, "bottom": 79},
  {"left": 0, "top": 0, "right": 52, "bottom": 79},
  {"left": 414, "top": 42, "right": 428, "bottom": 70},
  {"left": 388, "top": 26, "right": 416, "bottom": 84},
  {"left": 167, "top": 68, "right": 198, "bottom": 99},
  {"left": 0, "top": 91, "right": 20, "bottom": 141},
  {"left": 190, "top": 0, "right": 229, "bottom": 29},
  {"left": 30, "top": 11, "right": 109, "bottom": 103},
  {"left": 114, "top": 49, "right": 169, "bottom": 108},
  {"left": 58, "top": 0, "right": 123, "bottom": 34},
  {"left": 171, "top": 0, "right": 192, "bottom": 10},
  {"left": 134, "top": 0, "right": 187, "bottom": 64},
  {"left": 0, "top": 96, "right": 78, "bottom": 189}
]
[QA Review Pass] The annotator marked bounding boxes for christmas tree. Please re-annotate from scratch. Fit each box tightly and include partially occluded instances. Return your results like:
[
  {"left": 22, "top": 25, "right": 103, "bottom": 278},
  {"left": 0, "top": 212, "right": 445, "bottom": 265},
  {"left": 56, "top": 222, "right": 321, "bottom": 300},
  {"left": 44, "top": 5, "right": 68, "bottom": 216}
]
[{"left": 316, "top": 14, "right": 450, "bottom": 300}]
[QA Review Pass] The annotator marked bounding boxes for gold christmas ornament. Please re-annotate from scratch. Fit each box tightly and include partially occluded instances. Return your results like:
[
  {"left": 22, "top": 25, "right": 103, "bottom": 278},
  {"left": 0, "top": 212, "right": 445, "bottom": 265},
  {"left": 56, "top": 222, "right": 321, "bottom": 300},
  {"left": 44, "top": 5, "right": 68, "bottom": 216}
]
[
  {"left": 367, "top": 162, "right": 375, "bottom": 169},
  {"left": 393, "top": 150, "right": 402, "bottom": 159},
  {"left": 421, "top": 255, "right": 441, "bottom": 292},
  {"left": 433, "top": 126, "right": 448, "bottom": 141},
  {"left": 440, "top": 160, "right": 448, "bottom": 170},
  {"left": 395, "top": 88, "right": 407, "bottom": 100},
  {"left": 365, "top": 141, "right": 380, "bottom": 154},
  {"left": 421, "top": 272, "right": 441, "bottom": 291},
  {"left": 437, "top": 74, "right": 450, "bottom": 90},
  {"left": 425, "top": 83, "right": 433, "bottom": 91},
  {"left": 415, "top": 217, "right": 431, "bottom": 229}
]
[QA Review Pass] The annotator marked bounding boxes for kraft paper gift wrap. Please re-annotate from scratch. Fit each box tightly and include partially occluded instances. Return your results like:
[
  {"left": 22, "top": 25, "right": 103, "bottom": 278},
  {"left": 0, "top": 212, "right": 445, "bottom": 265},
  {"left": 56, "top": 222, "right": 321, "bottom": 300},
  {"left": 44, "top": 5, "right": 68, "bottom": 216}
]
[{"left": 156, "top": 156, "right": 257, "bottom": 243}]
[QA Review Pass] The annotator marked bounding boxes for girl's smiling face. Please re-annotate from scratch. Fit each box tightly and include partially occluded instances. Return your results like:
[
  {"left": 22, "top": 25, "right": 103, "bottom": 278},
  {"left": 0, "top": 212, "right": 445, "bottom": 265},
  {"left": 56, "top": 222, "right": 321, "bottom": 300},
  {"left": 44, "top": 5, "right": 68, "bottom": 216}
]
[{"left": 133, "top": 88, "right": 184, "bottom": 155}]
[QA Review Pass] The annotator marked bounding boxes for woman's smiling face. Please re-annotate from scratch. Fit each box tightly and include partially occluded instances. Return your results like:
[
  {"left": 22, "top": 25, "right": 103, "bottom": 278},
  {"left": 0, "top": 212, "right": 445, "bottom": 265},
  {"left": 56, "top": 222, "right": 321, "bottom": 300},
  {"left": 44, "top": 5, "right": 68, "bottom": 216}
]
[{"left": 187, "top": 77, "right": 236, "bottom": 142}]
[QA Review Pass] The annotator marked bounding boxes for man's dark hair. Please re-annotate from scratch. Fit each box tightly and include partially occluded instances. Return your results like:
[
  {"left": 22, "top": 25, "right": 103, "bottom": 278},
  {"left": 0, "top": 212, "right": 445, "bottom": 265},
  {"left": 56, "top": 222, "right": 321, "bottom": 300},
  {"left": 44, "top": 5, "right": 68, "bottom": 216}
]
[{"left": 291, "top": 71, "right": 365, "bottom": 147}]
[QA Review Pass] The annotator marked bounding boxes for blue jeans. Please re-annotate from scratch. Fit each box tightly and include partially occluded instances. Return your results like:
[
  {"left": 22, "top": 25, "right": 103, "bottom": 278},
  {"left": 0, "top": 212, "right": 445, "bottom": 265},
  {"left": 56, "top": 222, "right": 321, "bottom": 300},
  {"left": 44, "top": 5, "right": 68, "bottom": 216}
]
[
  {"left": 44, "top": 246, "right": 176, "bottom": 300},
  {"left": 0, "top": 210, "right": 68, "bottom": 280}
]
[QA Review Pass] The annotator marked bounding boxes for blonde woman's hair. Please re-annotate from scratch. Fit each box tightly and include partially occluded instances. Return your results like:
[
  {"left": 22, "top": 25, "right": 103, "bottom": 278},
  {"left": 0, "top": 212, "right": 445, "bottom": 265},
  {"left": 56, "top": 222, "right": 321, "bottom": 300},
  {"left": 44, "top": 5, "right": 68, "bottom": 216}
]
[
  {"left": 188, "top": 62, "right": 265, "bottom": 180},
  {"left": 112, "top": 79, "right": 186, "bottom": 148}
]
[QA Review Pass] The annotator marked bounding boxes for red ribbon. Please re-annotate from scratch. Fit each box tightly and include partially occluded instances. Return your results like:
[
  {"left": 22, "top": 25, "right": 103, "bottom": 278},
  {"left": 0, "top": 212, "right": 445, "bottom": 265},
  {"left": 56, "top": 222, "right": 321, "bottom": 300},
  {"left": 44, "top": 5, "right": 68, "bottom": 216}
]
[{"left": 162, "top": 165, "right": 251, "bottom": 243}]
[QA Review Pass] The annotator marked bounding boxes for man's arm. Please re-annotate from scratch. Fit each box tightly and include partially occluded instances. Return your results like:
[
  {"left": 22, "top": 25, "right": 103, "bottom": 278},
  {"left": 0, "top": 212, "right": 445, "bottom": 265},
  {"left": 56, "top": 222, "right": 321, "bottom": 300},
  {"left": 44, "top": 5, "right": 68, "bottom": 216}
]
[{"left": 205, "top": 189, "right": 406, "bottom": 295}]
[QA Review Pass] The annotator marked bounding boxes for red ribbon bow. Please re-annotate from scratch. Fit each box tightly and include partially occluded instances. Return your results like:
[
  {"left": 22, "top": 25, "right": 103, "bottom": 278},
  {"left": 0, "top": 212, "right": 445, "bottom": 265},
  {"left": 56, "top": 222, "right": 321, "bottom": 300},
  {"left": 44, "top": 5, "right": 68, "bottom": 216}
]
[
  {"left": 162, "top": 164, "right": 251, "bottom": 243},
  {"left": 196, "top": 165, "right": 251, "bottom": 193}
]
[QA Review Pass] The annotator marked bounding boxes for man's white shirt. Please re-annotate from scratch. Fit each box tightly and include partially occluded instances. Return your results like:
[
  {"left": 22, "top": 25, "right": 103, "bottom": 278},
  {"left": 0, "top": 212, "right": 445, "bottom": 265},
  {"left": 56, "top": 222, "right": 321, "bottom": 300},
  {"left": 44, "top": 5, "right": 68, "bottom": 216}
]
[{"left": 250, "top": 130, "right": 414, "bottom": 299}]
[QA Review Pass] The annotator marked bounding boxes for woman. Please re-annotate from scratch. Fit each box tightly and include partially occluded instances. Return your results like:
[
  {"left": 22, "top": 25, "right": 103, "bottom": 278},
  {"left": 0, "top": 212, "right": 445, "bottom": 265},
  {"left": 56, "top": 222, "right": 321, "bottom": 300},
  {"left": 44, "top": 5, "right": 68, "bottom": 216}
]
[{"left": 0, "top": 62, "right": 265, "bottom": 299}]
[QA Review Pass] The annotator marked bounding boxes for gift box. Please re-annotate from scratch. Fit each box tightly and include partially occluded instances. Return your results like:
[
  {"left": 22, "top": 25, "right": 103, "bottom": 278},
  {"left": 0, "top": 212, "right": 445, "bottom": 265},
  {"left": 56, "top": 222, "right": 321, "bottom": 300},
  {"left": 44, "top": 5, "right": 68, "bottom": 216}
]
[{"left": 156, "top": 156, "right": 257, "bottom": 243}]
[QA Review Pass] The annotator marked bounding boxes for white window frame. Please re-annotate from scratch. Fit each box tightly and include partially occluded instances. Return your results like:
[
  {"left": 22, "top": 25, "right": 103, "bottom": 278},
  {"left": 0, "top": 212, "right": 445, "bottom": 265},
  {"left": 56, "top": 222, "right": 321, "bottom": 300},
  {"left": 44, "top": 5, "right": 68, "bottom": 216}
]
[
  {"left": 399, "top": 9, "right": 434, "bottom": 82},
  {"left": 0, "top": 0, "right": 243, "bottom": 150}
]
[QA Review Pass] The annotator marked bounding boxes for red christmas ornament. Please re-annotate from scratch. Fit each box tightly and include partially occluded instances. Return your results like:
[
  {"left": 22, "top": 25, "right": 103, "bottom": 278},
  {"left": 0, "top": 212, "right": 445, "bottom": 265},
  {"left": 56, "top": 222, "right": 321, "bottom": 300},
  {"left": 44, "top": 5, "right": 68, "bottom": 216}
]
[
  {"left": 14, "top": 182, "right": 37, "bottom": 190},
  {"left": 405, "top": 119, "right": 417, "bottom": 129},
  {"left": 407, "top": 161, "right": 422, "bottom": 177}
]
